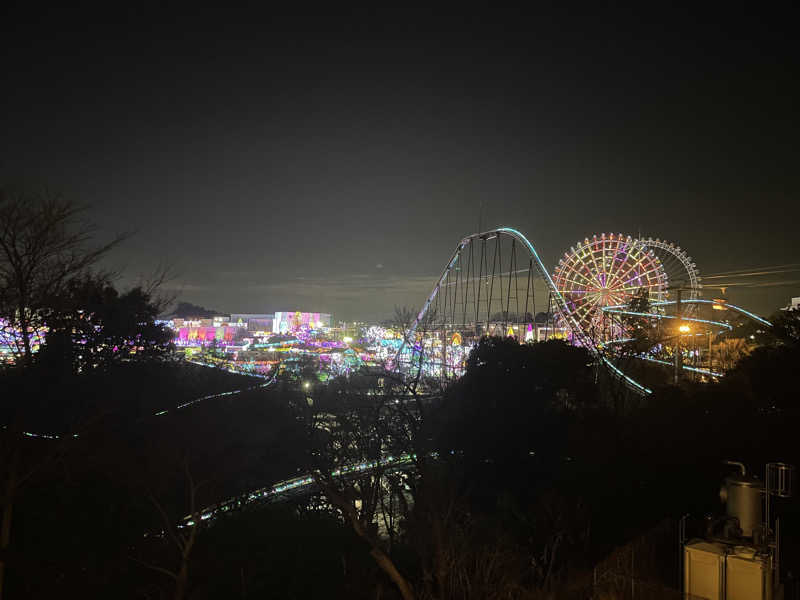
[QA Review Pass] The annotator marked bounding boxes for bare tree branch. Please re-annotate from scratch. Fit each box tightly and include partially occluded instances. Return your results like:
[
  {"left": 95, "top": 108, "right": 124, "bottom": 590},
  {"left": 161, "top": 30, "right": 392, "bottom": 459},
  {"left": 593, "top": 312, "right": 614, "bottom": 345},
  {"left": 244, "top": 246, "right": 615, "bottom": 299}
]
[{"left": 0, "top": 187, "right": 128, "bottom": 364}]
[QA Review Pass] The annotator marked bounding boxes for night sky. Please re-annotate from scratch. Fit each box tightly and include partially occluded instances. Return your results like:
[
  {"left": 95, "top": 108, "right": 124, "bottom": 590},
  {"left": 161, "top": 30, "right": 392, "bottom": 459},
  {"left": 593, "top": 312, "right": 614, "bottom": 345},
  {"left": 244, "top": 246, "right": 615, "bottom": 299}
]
[{"left": 2, "top": 11, "right": 798, "bottom": 320}]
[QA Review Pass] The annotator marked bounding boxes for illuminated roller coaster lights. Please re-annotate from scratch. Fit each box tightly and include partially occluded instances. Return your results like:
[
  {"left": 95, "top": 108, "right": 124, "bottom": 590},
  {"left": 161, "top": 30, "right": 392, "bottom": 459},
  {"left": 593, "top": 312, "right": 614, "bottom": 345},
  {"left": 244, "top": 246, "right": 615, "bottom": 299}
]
[
  {"left": 602, "top": 298, "right": 771, "bottom": 330},
  {"left": 599, "top": 298, "right": 772, "bottom": 380},
  {"left": 599, "top": 308, "right": 734, "bottom": 332},
  {"left": 649, "top": 299, "right": 772, "bottom": 328}
]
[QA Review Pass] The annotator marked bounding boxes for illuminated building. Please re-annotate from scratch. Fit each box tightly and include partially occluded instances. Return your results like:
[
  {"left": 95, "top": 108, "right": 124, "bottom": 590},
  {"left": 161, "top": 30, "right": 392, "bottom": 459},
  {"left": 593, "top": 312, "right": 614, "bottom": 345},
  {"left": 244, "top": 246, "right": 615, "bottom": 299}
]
[
  {"left": 229, "top": 313, "right": 274, "bottom": 332},
  {"left": 176, "top": 325, "right": 239, "bottom": 344},
  {"left": 273, "top": 311, "right": 332, "bottom": 333}
]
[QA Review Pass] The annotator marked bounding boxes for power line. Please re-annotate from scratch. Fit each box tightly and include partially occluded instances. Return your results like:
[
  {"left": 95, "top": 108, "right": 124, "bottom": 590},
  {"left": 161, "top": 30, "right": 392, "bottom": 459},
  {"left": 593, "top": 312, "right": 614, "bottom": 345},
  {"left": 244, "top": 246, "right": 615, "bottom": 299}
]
[
  {"left": 701, "top": 264, "right": 800, "bottom": 279},
  {"left": 702, "top": 279, "right": 800, "bottom": 289}
]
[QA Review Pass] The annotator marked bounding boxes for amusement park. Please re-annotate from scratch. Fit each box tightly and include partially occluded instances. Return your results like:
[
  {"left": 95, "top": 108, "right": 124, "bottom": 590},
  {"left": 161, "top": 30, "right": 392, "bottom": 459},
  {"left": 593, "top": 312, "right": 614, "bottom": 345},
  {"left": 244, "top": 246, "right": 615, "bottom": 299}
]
[{"left": 158, "top": 227, "right": 782, "bottom": 401}]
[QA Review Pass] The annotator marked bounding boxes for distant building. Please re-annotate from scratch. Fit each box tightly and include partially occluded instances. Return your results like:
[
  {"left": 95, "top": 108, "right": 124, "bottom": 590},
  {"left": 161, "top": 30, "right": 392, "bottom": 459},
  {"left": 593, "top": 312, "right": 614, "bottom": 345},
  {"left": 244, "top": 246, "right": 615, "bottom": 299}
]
[
  {"left": 175, "top": 324, "right": 239, "bottom": 344},
  {"left": 170, "top": 315, "right": 255, "bottom": 345},
  {"left": 789, "top": 297, "right": 800, "bottom": 311},
  {"left": 535, "top": 324, "right": 569, "bottom": 341},
  {"left": 273, "top": 311, "right": 332, "bottom": 333},
  {"left": 229, "top": 313, "right": 274, "bottom": 332}
]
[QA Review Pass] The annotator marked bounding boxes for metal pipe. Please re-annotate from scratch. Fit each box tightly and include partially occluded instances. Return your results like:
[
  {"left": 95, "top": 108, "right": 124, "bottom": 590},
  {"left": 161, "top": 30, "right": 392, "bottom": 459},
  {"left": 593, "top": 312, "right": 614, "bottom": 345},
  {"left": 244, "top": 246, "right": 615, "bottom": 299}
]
[
  {"left": 776, "top": 517, "right": 780, "bottom": 586},
  {"left": 723, "top": 460, "right": 747, "bottom": 476}
]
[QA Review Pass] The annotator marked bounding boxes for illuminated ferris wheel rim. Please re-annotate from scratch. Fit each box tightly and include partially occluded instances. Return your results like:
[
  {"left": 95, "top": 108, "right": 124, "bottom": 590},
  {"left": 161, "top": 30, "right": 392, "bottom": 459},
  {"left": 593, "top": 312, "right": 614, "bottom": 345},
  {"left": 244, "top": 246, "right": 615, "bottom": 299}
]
[
  {"left": 637, "top": 236, "right": 701, "bottom": 296},
  {"left": 552, "top": 233, "right": 702, "bottom": 297},
  {"left": 552, "top": 233, "right": 669, "bottom": 329}
]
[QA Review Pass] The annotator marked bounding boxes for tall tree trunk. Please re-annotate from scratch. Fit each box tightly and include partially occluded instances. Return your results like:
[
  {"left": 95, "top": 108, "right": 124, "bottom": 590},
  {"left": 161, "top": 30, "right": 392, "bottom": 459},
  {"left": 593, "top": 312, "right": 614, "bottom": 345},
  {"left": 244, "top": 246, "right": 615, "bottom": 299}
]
[
  {"left": 321, "top": 481, "right": 415, "bottom": 600},
  {"left": 369, "top": 547, "right": 415, "bottom": 600},
  {"left": 173, "top": 561, "right": 188, "bottom": 600},
  {"left": 432, "top": 514, "right": 448, "bottom": 598},
  {"left": 0, "top": 451, "right": 19, "bottom": 600},
  {"left": 18, "top": 305, "right": 32, "bottom": 366},
  {"left": 0, "top": 499, "right": 13, "bottom": 600}
]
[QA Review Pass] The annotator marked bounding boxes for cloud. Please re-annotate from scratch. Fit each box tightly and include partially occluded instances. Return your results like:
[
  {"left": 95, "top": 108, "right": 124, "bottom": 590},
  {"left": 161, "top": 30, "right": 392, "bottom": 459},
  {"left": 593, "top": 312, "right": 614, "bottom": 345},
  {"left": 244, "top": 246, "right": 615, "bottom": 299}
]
[
  {"left": 160, "top": 282, "right": 217, "bottom": 292},
  {"left": 245, "top": 274, "right": 435, "bottom": 299}
]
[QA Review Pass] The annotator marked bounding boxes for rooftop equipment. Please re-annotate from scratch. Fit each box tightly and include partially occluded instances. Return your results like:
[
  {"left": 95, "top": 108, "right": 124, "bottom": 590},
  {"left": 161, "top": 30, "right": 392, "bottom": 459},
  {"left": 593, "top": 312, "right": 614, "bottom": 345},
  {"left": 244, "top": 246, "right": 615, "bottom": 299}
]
[{"left": 683, "top": 460, "right": 795, "bottom": 600}]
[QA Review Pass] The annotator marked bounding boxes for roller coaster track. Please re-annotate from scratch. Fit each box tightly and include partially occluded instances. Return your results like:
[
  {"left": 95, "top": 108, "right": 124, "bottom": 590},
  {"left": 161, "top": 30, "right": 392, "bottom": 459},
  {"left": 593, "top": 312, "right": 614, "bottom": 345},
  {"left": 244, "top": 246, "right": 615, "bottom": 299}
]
[
  {"left": 600, "top": 298, "right": 772, "bottom": 380},
  {"left": 398, "top": 227, "right": 653, "bottom": 393},
  {"left": 178, "top": 453, "right": 418, "bottom": 528},
  {"left": 602, "top": 298, "right": 771, "bottom": 328},
  {"left": 8, "top": 360, "right": 278, "bottom": 440},
  {"left": 402, "top": 227, "right": 590, "bottom": 348},
  {"left": 398, "top": 227, "right": 772, "bottom": 396}
]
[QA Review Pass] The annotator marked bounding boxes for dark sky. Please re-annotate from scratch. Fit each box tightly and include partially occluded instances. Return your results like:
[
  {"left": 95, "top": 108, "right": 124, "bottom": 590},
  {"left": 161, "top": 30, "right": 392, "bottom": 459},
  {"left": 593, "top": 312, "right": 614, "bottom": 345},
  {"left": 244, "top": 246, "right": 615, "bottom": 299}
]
[{"left": 2, "top": 10, "right": 798, "bottom": 320}]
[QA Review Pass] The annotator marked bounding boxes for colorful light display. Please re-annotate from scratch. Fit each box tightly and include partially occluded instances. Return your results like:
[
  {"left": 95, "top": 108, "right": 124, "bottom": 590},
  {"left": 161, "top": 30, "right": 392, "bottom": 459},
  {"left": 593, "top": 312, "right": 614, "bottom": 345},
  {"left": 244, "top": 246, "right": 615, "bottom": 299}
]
[
  {"left": 0, "top": 318, "right": 45, "bottom": 361},
  {"left": 176, "top": 326, "right": 238, "bottom": 343}
]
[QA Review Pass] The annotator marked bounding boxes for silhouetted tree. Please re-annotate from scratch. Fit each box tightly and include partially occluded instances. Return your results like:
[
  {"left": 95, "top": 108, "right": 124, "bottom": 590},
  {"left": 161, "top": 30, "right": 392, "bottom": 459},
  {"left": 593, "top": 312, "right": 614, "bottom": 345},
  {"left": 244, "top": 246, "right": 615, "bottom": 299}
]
[
  {"left": 132, "top": 461, "right": 203, "bottom": 600},
  {"left": 302, "top": 373, "right": 421, "bottom": 600},
  {"left": 36, "top": 274, "right": 173, "bottom": 375},
  {"left": 712, "top": 337, "right": 752, "bottom": 372},
  {"left": 0, "top": 188, "right": 125, "bottom": 365},
  {"left": 435, "top": 337, "right": 595, "bottom": 474},
  {"left": 168, "top": 302, "right": 222, "bottom": 319},
  {"left": 771, "top": 307, "right": 800, "bottom": 346}
]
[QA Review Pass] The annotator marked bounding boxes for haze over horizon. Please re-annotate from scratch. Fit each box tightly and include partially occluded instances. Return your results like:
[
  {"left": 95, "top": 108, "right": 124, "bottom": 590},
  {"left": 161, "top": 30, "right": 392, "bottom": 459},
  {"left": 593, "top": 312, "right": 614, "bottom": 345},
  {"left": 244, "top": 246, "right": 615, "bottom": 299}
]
[{"left": 2, "top": 12, "right": 797, "bottom": 320}]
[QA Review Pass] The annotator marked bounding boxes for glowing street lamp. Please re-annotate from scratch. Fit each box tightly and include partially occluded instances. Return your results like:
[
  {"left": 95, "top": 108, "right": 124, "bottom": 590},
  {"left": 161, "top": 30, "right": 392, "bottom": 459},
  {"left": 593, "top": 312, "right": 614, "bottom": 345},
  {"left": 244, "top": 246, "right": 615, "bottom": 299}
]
[{"left": 674, "top": 323, "right": 692, "bottom": 384}]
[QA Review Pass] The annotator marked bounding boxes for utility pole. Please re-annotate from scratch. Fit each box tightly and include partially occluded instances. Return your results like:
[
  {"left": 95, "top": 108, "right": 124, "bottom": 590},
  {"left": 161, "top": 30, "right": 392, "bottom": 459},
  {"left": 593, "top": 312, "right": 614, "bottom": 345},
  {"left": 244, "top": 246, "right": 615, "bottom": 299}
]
[
  {"left": 708, "top": 330, "right": 713, "bottom": 374},
  {"left": 668, "top": 283, "right": 698, "bottom": 385},
  {"left": 674, "top": 288, "right": 682, "bottom": 385},
  {"left": 442, "top": 328, "right": 447, "bottom": 381}
]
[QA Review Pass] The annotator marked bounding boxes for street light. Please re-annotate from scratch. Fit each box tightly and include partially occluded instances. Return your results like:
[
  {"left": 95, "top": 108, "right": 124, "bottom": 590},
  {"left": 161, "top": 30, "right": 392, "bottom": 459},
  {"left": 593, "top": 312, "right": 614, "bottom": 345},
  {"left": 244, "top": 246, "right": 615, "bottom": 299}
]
[{"left": 674, "top": 322, "right": 692, "bottom": 385}]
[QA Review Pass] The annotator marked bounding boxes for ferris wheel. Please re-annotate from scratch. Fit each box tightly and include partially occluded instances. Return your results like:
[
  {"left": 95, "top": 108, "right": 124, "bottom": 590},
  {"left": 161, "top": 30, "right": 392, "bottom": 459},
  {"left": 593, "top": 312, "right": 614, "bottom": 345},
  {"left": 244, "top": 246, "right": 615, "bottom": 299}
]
[
  {"left": 553, "top": 233, "right": 668, "bottom": 339},
  {"left": 638, "top": 237, "right": 701, "bottom": 299}
]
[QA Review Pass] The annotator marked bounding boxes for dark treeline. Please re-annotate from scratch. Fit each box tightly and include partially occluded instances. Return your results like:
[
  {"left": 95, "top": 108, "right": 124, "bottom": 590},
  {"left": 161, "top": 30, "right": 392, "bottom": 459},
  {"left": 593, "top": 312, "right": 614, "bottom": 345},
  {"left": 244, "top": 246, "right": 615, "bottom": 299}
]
[{"left": 4, "top": 330, "right": 800, "bottom": 598}]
